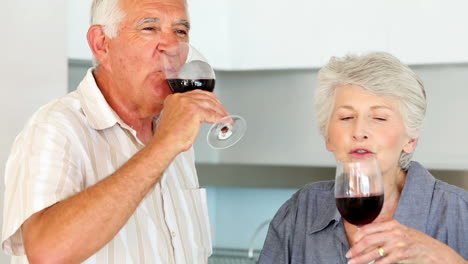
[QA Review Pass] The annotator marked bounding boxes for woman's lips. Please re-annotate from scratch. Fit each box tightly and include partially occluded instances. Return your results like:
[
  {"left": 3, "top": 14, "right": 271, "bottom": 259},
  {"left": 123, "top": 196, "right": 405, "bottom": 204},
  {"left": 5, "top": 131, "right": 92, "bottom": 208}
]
[{"left": 350, "top": 148, "right": 374, "bottom": 158}]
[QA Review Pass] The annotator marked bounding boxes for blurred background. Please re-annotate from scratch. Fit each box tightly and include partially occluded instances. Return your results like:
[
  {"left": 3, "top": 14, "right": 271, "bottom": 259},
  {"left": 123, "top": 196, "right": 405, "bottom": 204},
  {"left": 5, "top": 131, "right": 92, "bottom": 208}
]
[{"left": 1, "top": 0, "right": 468, "bottom": 263}]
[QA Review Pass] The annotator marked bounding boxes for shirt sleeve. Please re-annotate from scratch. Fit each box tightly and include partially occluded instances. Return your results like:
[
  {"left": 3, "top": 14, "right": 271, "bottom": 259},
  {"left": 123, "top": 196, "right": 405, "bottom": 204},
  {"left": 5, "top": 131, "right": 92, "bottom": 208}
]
[
  {"left": 2, "top": 118, "right": 83, "bottom": 256},
  {"left": 430, "top": 181, "right": 468, "bottom": 259}
]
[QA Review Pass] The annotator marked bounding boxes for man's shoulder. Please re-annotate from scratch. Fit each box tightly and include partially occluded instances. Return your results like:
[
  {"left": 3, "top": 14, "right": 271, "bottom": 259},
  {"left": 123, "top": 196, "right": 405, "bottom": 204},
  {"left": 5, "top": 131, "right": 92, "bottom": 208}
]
[{"left": 22, "top": 91, "right": 85, "bottom": 134}]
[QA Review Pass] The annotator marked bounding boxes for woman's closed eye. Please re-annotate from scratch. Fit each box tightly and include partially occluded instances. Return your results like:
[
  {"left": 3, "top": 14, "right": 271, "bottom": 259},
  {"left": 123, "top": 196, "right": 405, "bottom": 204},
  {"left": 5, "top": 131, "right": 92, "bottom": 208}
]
[
  {"left": 373, "top": 117, "right": 387, "bottom": 121},
  {"left": 340, "top": 116, "right": 353, "bottom": 121}
]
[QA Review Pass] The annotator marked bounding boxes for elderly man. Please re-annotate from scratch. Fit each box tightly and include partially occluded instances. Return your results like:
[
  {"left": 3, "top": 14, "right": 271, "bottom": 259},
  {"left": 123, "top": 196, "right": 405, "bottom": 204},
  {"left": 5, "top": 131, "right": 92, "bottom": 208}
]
[{"left": 2, "top": 0, "right": 225, "bottom": 263}]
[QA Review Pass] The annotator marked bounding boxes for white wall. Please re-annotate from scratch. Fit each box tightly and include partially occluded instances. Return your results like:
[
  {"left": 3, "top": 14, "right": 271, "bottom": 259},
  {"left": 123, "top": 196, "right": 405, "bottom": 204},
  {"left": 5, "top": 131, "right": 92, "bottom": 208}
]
[
  {"left": 214, "top": 64, "right": 468, "bottom": 171},
  {"left": 0, "top": 1, "right": 68, "bottom": 261},
  {"left": 68, "top": 0, "right": 93, "bottom": 60}
]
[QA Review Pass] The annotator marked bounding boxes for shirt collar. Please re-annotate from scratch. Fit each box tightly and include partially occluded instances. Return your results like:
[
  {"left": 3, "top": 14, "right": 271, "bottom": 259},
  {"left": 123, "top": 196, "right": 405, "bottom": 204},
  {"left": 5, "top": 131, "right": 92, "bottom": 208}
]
[
  {"left": 77, "top": 68, "right": 121, "bottom": 130},
  {"left": 307, "top": 183, "right": 342, "bottom": 234},
  {"left": 394, "top": 161, "right": 436, "bottom": 232}
]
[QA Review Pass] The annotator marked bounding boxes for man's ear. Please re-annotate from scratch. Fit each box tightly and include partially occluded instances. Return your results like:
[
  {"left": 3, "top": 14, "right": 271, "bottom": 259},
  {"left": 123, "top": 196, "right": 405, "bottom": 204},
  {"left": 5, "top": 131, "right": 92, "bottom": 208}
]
[
  {"left": 87, "top": 25, "right": 109, "bottom": 66},
  {"left": 403, "top": 138, "right": 418, "bottom": 154}
]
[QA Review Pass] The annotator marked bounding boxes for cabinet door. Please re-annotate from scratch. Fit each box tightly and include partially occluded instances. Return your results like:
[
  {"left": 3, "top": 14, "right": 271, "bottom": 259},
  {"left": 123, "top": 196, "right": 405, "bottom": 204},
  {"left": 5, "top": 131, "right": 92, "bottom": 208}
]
[
  {"left": 387, "top": 0, "right": 468, "bottom": 65},
  {"left": 189, "top": 0, "right": 468, "bottom": 70},
  {"left": 69, "top": 1, "right": 468, "bottom": 68}
]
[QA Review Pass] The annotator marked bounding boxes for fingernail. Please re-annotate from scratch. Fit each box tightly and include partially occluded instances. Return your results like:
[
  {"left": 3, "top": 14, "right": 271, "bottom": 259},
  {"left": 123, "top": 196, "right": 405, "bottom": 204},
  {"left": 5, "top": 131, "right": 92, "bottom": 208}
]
[{"left": 345, "top": 251, "right": 351, "bottom": 258}]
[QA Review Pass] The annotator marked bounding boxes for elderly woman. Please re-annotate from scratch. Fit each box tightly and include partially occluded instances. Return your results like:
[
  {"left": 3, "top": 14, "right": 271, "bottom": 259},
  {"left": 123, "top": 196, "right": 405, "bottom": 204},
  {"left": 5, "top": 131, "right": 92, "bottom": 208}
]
[{"left": 259, "top": 52, "right": 468, "bottom": 264}]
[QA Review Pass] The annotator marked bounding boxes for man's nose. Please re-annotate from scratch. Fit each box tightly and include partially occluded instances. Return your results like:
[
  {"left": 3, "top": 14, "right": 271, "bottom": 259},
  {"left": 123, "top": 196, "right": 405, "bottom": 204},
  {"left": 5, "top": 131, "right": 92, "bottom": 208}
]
[{"left": 157, "top": 31, "right": 179, "bottom": 53}]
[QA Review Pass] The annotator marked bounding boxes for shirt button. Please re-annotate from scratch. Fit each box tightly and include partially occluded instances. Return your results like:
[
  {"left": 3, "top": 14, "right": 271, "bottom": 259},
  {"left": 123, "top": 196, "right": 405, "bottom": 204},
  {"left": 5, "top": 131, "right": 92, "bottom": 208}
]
[{"left": 171, "top": 231, "right": 176, "bottom": 237}]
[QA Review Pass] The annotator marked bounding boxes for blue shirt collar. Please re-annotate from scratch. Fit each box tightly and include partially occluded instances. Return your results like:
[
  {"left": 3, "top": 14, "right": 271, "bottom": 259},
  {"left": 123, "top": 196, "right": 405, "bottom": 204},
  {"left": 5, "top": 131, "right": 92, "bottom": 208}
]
[
  {"left": 394, "top": 161, "right": 436, "bottom": 232},
  {"left": 307, "top": 161, "right": 436, "bottom": 234}
]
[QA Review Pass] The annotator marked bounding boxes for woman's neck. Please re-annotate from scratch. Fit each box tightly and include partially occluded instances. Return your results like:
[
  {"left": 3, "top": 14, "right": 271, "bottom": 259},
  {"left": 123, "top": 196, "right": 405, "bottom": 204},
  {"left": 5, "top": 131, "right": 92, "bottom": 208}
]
[{"left": 378, "top": 167, "right": 406, "bottom": 221}]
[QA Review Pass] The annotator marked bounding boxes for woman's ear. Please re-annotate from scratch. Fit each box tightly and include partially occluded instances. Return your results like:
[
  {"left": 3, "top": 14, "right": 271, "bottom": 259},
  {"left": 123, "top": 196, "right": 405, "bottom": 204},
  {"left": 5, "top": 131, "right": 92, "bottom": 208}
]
[
  {"left": 403, "top": 138, "right": 418, "bottom": 154},
  {"left": 87, "top": 25, "right": 109, "bottom": 66}
]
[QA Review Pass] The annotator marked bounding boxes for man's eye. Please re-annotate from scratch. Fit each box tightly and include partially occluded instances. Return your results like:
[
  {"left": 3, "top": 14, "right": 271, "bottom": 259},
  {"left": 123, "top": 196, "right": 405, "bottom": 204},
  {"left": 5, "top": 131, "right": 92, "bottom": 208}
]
[
  {"left": 175, "top": 29, "right": 188, "bottom": 36},
  {"left": 142, "top": 27, "right": 156, "bottom": 31},
  {"left": 340, "top": 117, "right": 353, "bottom": 120}
]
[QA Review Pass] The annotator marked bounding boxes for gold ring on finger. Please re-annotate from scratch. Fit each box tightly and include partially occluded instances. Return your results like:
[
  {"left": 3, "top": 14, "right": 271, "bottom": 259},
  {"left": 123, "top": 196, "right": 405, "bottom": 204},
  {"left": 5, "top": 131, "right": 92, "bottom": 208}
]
[{"left": 377, "top": 247, "right": 385, "bottom": 257}]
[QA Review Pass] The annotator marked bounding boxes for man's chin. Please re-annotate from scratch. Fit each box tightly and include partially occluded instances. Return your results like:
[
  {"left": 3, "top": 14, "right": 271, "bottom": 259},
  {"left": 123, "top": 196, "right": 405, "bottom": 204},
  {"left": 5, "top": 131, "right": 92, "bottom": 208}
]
[{"left": 150, "top": 85, "right": 172, "bottom": 99}]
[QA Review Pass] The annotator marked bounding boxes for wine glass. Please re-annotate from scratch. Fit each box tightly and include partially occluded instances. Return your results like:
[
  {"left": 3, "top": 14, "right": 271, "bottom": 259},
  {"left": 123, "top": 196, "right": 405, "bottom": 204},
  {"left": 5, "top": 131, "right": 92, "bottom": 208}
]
[
  {"left": 334, "top": 155, "right": 384, "bottom": 227},
  {"left": 162, "top": 42, "right": 246, "bottom": 149}
]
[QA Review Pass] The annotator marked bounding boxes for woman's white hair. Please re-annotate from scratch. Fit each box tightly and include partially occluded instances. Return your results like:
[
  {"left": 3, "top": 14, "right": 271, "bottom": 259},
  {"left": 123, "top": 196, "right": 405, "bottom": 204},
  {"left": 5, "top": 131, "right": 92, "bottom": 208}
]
[{"left": 314, "top": 52, "right": 427, "bottom": 170}]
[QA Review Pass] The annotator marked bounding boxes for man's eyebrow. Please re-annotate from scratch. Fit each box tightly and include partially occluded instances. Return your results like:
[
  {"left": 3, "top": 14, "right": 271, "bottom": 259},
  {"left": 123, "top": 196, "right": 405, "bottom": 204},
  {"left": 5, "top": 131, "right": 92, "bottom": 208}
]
[
  {"left": 136, "top": 17, "right": 160, "bottom": 27},
  {"left": 175, "top": 20, "right": 190, "bottom": 30},
  {"left": 135, "top": 18, "right": 190, "bottom": 30}
]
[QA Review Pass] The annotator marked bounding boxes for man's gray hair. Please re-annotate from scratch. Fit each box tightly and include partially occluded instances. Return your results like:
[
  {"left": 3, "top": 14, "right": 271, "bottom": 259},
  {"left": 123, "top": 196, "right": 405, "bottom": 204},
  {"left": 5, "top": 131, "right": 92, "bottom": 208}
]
[
  {"left": 89, "top": 0, "right": 125, "bottom": 65},
  {"left": 90, "top": 0, "right": 125, "bottom": 38},
  {"left": 314, "top": 52, "right": 427, "bottom": 170}
]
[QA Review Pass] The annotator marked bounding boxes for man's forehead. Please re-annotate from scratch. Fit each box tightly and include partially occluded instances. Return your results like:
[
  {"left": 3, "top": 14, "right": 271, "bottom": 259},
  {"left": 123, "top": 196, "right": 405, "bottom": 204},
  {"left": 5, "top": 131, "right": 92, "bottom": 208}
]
[{"left": 122, "top": 0, "right": 187, "bottom": 9}]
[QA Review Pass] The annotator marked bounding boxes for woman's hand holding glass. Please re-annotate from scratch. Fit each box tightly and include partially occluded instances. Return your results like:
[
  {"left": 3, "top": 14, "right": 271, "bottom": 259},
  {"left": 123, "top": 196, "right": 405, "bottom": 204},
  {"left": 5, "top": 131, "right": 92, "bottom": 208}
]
[
  {"left": 346, "top": 220, "right": 467, "bottom": 264},
  {"left": 336, "top": 158, "right": 466, "bottom": 264}
]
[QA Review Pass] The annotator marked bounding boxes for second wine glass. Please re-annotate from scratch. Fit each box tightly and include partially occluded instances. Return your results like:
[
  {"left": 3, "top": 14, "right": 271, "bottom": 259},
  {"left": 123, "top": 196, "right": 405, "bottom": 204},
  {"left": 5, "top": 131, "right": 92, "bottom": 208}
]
[
  {"left": 162, "top": 42, "right": 246, "bottom": 149},
  {"left": 334, "top": 155, "right": 384, "bottom": 227}
]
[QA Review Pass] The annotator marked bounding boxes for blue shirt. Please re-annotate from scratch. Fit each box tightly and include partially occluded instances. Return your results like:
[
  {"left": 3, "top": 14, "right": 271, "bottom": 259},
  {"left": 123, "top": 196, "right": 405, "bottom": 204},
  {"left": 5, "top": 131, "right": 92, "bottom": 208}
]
[{"left": 259, "top": 161, "right": 468, "bottom": 264}]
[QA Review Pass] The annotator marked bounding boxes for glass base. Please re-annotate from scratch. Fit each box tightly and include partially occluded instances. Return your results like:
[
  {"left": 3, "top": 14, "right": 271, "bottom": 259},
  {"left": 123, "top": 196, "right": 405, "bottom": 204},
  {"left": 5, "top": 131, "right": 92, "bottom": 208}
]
[{"left": 207, "top": 115, "right": 246, "bottom": 149}]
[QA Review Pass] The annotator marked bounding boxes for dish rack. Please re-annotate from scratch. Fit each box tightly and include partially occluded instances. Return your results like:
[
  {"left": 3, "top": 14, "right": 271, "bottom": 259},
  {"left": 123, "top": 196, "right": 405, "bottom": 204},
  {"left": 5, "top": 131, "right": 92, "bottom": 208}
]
[
  {"left": 208, "top": 248, "right": 258, "bottom": 264},
  {"left": 208, "top": 219, "right": 271, "bottom": 264}
]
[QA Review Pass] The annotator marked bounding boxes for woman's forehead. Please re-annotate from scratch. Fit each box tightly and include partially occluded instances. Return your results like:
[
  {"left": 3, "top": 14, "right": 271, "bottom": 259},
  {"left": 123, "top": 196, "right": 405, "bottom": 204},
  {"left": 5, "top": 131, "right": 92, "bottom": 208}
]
[{"left": 333, "top": 84, "right": 400, "bottom": 110}]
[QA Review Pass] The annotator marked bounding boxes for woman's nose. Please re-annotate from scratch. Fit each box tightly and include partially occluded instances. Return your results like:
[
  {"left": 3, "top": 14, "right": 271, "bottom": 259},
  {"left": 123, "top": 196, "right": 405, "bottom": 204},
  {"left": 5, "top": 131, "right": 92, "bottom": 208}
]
[{"left": 352, "top": 119, "right": 369, "bottom": 141}]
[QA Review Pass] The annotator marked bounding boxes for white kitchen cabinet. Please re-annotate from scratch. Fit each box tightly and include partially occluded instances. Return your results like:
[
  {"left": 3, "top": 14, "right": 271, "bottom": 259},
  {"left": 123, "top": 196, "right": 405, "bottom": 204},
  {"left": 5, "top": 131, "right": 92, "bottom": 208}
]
[
  {"left": 69, "top": 0, "right": 468, "bottom": 69},
  {"left": 190, "top": 0, "right": 468, "bottom": 70}
]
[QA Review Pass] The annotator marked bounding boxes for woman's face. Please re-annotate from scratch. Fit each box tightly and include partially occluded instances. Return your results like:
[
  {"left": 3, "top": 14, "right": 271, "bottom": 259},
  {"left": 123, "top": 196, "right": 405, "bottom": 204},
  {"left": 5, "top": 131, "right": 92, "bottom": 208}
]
[{"left": 326, "top": 84, "right": 417, "bottom": 176}]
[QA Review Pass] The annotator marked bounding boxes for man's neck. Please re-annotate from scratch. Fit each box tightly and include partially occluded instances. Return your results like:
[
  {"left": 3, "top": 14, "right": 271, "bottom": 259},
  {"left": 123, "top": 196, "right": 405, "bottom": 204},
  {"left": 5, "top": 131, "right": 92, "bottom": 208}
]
[{"left": 93, "top": 67, "right": 156, "bottom": 144}]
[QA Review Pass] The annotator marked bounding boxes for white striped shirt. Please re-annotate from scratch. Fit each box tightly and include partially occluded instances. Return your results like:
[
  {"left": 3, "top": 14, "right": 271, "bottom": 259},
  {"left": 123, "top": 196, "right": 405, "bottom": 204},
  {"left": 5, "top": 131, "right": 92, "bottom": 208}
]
[{"left": 2, "top": 68, "right": 212, "bottom": 264}]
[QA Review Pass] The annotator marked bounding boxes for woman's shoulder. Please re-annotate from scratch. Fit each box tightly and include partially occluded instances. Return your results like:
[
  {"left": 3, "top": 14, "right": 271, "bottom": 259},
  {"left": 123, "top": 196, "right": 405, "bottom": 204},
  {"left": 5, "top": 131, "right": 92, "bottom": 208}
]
[
  {"left": 271, "top": 180, "right": 335, "bottom": 223},
  {"left": 433, "top": 179, "right": 468, "bottom": 204},
  {"left": 302, "top": 180, "right": 335, "bottom": 192},
  {"left": 284, "top": 180, "right": 335, "bottom": 207}
]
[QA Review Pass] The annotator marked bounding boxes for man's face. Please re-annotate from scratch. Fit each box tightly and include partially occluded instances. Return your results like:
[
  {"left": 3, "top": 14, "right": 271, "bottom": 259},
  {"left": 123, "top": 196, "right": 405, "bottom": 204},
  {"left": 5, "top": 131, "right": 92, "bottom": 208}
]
[{"left": 104, "top": 0, "right": 189, "bottom": 115}]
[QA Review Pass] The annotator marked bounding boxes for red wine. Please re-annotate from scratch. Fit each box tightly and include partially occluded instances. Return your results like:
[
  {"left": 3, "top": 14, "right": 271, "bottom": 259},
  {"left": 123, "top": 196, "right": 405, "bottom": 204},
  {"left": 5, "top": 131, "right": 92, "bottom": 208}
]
[
  {"left": 167, "top": 78, "right": 215, "bottom": 93},
  {"left": 335, "top": 195, "right": 384, "bottom": 226}
]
